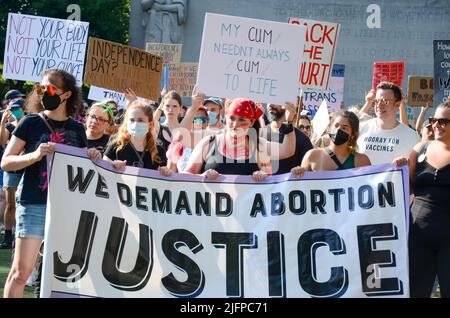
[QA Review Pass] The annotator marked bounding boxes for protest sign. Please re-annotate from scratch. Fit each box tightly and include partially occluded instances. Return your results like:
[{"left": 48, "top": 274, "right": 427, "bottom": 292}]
[
  {"left": 88, "top": 86, "right": 128, "bottom": 109},
  {"left": 84, "top": 37, "right": 163, "bottom": 101},
  {"left": 167, "top": 63, "right": 198, "bottom": 98},
  {"left": 41, "top": 144, "right": 409, "bottom": 298},
  {"left": 433, "top": 40, "right": 450, "bottom": 106},
  {"left": 372, "top": 61, "right": 405, "bottom": 92},
  {"left": 3, "top": 13, "right": 89, "bottom": 85},
  {"left": 145, "top": 43, "right": 182, "bottom": 64},
  {"left": 407, "top": 76, "right": 433, "bottom": 107},
  {"left": 301, "top": 64, "right": 345, "bottom": 117},
  {"left": 197, "top": 13, "right": 306, "bottom": 104},
  {"left": 288, "top": 17, "right": 340, "bottom": 91}
]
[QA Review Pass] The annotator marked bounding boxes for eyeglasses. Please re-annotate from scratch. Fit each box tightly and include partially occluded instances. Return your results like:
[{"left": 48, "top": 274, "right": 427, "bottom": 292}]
[
  {"left": 193, "top": 116, "right": 208, "bottom": 124},
  {"left": 429, "top": 117, "right": 450, "bottom": 127},
  {"left": 88, "top": 114, "right": 110, "bottom": 124},
  {"left": 34, "top": 83, "right": 60, "bottom": 97},
  {"left": 372, "top": 98, "right": 395, "bottom": 106},
  {"left": 299, "top": 125, "right": 311, "bottom": 131}
]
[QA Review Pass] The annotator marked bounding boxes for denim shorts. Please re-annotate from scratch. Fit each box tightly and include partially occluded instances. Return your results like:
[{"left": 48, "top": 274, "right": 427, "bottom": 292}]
[
  {"left": 3, "top": 171, "right": 23, "bottom": 189},
  {"left": 15, "top": 203, "right": 47, "bottom": 239},
  {"left": 0, "top": 169, "right": 4, "bottom": 188}
]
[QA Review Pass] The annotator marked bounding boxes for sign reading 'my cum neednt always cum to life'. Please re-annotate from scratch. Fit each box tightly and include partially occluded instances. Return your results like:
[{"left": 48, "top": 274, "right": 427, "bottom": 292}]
[{"left": 197, "top": 13, "right": 306, "bottom": 104}]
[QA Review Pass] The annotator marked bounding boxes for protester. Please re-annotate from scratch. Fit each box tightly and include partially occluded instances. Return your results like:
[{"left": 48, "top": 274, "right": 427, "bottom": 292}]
[
  {"left": 297, "top": 114, "right": 312, "bottom": 139},
  {"left": 184, "top": 98, "right": 297, "bottom": 181},
  {"left": 103, "top": 100, "right": 170, "bottom": 175},
  {"left": 1, "top": 69, "right": 101, "bottom": 298},
  {"left": 404, "top": 101, "right": 450, "bottom": 298},
  {"left": 0, "top": 99, "right": 26, "bottom": 249},
  {"left": 86, "top": 101, "right": 116, "bottom": 154},
  {"left": 204, "top": 97, "right": 224, "bottom": 132},
  {"left": 261, "top": 104, "right": 313, "bottom": 174},
  {"left": 291, "top": 110, "right": 371, "bottom": 175},
  {"left": 357, "top": 82, "right": 420, "bottom": 165}
]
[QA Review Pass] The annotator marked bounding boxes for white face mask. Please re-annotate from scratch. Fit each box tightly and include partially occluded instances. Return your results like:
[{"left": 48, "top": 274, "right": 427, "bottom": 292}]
[{"left": 127, "top": 122, "right": 149, "bottom": 138}]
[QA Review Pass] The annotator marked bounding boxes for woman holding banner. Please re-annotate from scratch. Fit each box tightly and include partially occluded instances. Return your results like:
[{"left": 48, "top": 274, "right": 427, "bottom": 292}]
[
  {"left": 85, "top": 101, "right": 117, "bottom": 155},
  {"left": 103, "top": 100, "right": 171, "bottom": 176},
  {"left": 183, "top": 98, "right": 296, "bottom": 181},
  {"left": 406, "top": 101, "right": 450, "bottom": 298},
  {"left": 1, "top": 69, "right": 101, "bottom": 298},
  {"left": 291, "top": 110, "right": 371, "bottom": 175}
]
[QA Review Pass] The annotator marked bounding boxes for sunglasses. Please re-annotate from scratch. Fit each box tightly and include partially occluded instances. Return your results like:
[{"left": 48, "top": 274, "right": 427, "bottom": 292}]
[
  {"left": 34, "top": 83, "right": 60, "bottom": 97},
  {"left": 428, "top": 117, "right": 450, "bottom": 127},
  {"left": 372, "top": 98, "right": 395, "bottom": 106},
  {"left": 299, "top": 125, "right": 311, "bottom": 131}
]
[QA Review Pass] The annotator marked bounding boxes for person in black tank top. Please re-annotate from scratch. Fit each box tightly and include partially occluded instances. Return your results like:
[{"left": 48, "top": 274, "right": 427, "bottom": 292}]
[
  {"left": 406, "top": 102, "right": 450, "bottom": 298},
  {"left": 184, "top": 98, "right": 297, "bottom": 181}
]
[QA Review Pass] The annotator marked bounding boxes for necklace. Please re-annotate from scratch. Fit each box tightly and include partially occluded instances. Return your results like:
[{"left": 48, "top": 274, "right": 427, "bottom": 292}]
[{"left": 129, "top": 142, "right": 147, "bottom": 168}]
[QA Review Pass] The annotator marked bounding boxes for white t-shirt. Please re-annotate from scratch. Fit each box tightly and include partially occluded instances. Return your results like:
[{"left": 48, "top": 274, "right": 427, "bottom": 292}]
[{"left": 358, "top": 119, "right": 420, "bottom": 165}]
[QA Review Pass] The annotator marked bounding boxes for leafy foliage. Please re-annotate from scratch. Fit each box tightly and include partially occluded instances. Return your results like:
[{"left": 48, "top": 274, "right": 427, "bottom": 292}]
[{"left": 0, "top": 0, "right": 131, "bottom": 99}]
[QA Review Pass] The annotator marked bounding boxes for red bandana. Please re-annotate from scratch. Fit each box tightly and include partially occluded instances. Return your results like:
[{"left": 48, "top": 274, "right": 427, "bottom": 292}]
[{"left": 226, "top": 98, "right": 264, "bottom": 121}]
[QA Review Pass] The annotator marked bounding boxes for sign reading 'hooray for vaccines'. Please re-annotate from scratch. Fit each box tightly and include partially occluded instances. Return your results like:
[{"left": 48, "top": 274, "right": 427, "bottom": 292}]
[
  {"left": 197, "top": 13, "right": 306, "bottom": 104},
  {"left": 41, "top": 144, "right": 410, "bottom": 298}
]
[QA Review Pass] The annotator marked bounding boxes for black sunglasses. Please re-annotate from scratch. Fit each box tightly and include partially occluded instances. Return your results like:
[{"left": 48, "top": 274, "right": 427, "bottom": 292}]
[{"left": 428, "top": 117, "right": 450, "bottom": 127}]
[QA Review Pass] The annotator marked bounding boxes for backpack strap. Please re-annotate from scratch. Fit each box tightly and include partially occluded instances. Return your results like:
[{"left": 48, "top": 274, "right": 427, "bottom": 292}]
[
  {"left": 326, "top": 147, "right": 344, "bottom": 169},
  {"left": 38, "top": 112, "right": 58, "bottom": 141}
]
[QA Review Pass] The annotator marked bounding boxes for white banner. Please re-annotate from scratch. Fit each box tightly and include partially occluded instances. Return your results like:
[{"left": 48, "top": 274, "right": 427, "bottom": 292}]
[
  {"left": 3, "top": 13, "right": 89, "bottom": 85},
  {"left": 42, "top": 145, "right": 410, "bottom": 298},
  {"left": 197, "top": 13, "right": 306, "bottom": 104},
  {"left": 88, "top": 86, "right": 128, "bottom": 109}
]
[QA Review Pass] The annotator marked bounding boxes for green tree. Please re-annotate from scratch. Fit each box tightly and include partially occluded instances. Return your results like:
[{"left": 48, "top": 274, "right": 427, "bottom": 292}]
[{"left": 0, "top": 0, "right": 131, "bottom": 99}]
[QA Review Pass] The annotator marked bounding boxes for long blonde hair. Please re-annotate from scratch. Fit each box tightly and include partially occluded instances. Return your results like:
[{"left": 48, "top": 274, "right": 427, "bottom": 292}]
[{"left": 116, "top": 100, "right": 160, "bottom": 164}]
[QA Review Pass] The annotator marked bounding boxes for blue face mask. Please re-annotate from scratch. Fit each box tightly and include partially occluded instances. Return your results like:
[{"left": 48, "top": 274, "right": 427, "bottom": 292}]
[
  {"left": 11, "top": 108, "right": 24, "bottom": 120},
  {"left": 207, "top": 111, "right": 219, "bottom": 126},
  {"left": 127, "top": 122, "right": 149, "bottom": 138},
  {"left": 159, "top": 116, "right": 166, "bottom": 124}
]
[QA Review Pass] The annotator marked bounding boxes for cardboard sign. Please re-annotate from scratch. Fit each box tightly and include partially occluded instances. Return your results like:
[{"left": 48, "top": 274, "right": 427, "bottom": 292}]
[
  {"left": 42, "top": 144, "right": 409, "bottom": 298},
  {"left": 197, "top": 13, "right": 306, "bottom": 104},
  {"left": 301, "top": 64, "right": 345, "bottom": 117},
  {"left": 2, "top": 13, "right": 89, "bottom": 85},
  {"left": 289, "top": 17, "right": 340, "bottom": 91},
  {"left": 167, "top": 62, "right": 198, "bottom": 98},
  {"left": 372, "top": 61, "right": 405, "bottom": 92},
  {"left": 145, "top": 43, "right": 182, "bottom": 64},
  {"left": 433, "top": 40, "right": 450, "bottom": 106},
  {"left": 407, "top": 76, "right": 434, "bottom": 107},
  {"left": 84, "top": 37, "right": 163, "bottom": 101}
]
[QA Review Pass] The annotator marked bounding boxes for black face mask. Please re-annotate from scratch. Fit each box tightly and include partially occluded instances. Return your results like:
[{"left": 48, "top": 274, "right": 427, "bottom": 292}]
[
  {"left": 41, "top": 91, "right": 62, "bottom": 111},
  {"left": 329, "top": 128, "right": 350, "bottom": 146}
]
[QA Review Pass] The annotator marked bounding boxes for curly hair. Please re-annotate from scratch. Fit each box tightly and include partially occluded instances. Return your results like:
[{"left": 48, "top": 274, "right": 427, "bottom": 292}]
[{"left": 115, "top": 100, "right": 160, "bottom": 164}]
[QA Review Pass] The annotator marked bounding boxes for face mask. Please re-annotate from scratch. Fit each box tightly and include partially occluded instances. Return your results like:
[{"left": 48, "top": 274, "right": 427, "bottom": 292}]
[
  {"left": 159, "top": 116, "right": 166, "bottom": 124},
  {"left": 41, "top": 91, "right": 62, "bottom": 111},
  {"left": 11, "top": 108, "right": 24, "bottom": 120},
  {"left": 127, "top": 122, "right": 149, "bottom": 138},
  {"left": 208, "top": 111, "right": 219, "bottom": 126},
  {"left": 329, "top": 128, "right": 350, "bottom": 146}
]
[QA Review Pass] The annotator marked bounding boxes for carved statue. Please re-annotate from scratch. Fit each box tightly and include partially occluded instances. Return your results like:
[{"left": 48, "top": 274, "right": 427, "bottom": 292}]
[{"left": 141, "top": 0, "right": 188, "bottom": 44}]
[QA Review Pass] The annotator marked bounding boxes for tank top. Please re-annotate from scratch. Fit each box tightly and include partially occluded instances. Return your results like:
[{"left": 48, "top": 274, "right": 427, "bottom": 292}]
[
  {"left": 326, "top": 148, "right": 356, "bottom": 170},
  {"left": 203, "top": 136, "right": 260, "bottom": 175}
]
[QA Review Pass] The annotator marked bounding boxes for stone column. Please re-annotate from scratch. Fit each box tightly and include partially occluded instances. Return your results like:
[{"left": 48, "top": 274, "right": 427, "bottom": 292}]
[{"left": 129, "top": 0, "right": 145, "bottom": 48}]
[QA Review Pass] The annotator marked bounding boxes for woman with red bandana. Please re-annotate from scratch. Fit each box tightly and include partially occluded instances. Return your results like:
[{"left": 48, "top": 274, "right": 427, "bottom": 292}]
[{"left": 184, "top": 98, "right": 296, "bottom": 181}]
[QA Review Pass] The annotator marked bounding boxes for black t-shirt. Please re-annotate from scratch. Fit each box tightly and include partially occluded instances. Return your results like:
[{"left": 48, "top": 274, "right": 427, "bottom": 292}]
[
  {"left": 104, "top": 141, "right": 167, "bottom": 170},
  {"left": 87, "top": 134, "right": 110, "bottom": 155},
  {"left": 13, "top": 114, "right": 88, "bottom": 204},
  {"left": 263, "top": 124, "right": 313, "bottom": 175}
]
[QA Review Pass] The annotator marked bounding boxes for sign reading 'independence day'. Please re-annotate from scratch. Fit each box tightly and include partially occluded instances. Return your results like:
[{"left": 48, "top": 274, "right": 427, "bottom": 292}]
[
  {"left": 3, "top": 13, "right": 89, "bottom": 85},
  {"left": 197, "top": 13, "right": 306, "bottom": 104},
  {"left": 42, "top": 145, "right": 409, "bottom": 298}
]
